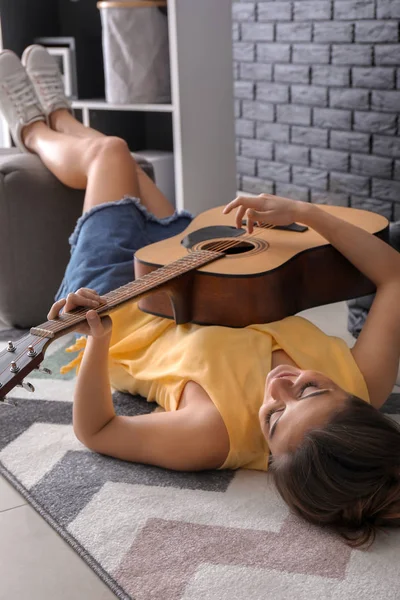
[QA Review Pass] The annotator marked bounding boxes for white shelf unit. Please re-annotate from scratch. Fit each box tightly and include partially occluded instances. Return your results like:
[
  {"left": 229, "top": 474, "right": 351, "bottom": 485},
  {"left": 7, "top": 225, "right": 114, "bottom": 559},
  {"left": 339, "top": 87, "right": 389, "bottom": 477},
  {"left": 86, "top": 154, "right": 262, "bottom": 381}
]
[
  {"left": 73, "top": 0, "right": 237, "bottom": 214},
  {"left": 72, "top": 100, "right": 174, "bottom": 122},
  {"left": 0, "top": 0, "right": 237, "bottom": 214},
  {"left": 167, "top": 0, "right": 237, "bottom": 213}
]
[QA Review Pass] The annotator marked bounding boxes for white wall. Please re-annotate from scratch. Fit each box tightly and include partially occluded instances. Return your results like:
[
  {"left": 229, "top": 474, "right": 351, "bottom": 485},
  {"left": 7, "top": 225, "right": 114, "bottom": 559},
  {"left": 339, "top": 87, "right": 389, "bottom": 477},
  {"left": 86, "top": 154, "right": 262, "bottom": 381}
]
[
  {"left": 0, "top": 118, "right": 5, "bottom": 148},
  {"left": 0, "top": 12, "right": 6, "bottom": 148}
]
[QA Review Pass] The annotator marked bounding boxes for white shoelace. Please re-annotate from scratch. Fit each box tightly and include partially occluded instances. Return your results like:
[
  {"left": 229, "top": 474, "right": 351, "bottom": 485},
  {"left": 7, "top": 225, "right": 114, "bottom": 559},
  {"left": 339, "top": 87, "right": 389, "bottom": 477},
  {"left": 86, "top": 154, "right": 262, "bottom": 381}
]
[
  {"left": 32, "top": 70, "right": 66, "bottom": 110},
  {"left": 5, "top": 72, "right": 40, "bottom": 119}
]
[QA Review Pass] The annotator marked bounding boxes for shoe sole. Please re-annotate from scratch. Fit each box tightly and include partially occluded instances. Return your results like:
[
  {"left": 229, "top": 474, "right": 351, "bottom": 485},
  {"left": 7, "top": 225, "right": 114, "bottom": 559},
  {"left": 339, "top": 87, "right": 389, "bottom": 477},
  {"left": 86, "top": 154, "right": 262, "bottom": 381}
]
[
  {"left": 0, "top": 48, "right": 21, "bottom": 63},
  {"left": 0, "top": 48, "right": 45, "bottom": 152},
  {"left": 21, "top": 45, "right": 52, "bottom": 126},
  {"left": 21, "top": 44, "right": 42, "bottom": 69},
  {"left": 21, "top": 44, "right": 72, "bottom": 119}
]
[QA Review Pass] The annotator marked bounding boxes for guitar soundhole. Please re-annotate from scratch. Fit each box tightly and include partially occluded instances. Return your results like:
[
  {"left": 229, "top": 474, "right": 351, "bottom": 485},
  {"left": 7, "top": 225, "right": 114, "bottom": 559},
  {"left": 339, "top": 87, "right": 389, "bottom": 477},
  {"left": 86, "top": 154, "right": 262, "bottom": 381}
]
[{"left": 202, "top": 241, "right": 256, "bottom": 255}]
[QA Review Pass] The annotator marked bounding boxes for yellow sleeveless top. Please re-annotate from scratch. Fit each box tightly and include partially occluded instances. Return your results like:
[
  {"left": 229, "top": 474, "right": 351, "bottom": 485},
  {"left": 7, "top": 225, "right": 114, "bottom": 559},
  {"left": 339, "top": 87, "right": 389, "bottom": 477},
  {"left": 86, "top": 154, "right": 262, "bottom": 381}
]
[{"left": 62, "top": 303, "right": 369, "bottom": 472}]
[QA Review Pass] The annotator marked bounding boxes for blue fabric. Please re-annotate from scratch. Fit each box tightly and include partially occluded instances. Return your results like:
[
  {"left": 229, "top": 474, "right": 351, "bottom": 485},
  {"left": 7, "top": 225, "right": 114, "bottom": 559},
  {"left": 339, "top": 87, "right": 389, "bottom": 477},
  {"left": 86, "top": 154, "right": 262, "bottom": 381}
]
[{"left": 55, "top": 197, "right": 192, "bottom": 301}]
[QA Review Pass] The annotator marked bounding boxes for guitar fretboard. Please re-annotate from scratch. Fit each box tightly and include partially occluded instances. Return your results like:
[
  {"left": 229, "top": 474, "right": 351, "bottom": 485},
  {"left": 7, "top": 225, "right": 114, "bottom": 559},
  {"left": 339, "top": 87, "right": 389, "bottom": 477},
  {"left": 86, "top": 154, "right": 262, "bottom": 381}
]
[{"left": 31, "top": 249, "right": 223, "bottom": 339}]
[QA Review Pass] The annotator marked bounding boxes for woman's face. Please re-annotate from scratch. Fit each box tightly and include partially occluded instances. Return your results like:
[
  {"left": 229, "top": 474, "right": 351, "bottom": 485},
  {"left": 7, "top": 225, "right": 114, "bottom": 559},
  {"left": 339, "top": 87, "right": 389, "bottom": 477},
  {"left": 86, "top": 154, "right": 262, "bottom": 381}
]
[{"left": 259, "top": 365, "right": 348, "bottom": 455}]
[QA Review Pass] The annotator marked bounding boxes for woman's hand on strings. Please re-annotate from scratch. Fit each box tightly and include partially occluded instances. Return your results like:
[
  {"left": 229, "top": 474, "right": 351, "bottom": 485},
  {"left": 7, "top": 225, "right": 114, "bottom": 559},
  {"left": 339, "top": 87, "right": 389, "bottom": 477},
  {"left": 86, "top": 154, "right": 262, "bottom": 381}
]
[
  {"left": 223, "top": 193, "right": 302, "bottom": 233},
  {"left": 47, "top": 288, "right": 112, "bottom": 339}
]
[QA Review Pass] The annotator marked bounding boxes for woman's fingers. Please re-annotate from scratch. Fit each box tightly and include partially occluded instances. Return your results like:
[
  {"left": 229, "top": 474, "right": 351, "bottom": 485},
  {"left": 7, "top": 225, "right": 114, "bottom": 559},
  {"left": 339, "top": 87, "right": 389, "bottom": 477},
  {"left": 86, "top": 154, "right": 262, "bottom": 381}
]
[
  {"left": 47, "top": 289, "right": 109, "bottom": 335},
  {"left": 246, "top": 209, "right": 271, "bottom": 233},
  {"left": 47, "top": 298, "right": 67, "bottom": 320},
  {"left": 48, "top": 294, "right": 97, "bottom": 319},
  {"left": 224, "top": 195, "right": 272, "bottom": 230},
  {"left": 48, "top": 288, "right": 107, "bottom": 321},
  {"left": 246, "top": 208, "right": 256, "bottom": 234},
  {"left": 86, "top": 310, "right": 103, "bottom": 335},
  {"left": 249, "top": 209, "right": 269, "bottom": 222},
  {"left": 75, "top": 288, "right": 105, "bottom": 305},
  {"left": 224, "top": 196, "right": 260, "bottom": 215},
  {"left": 63, "top": 289, "right": 107, "bottom": 313},
  {"left": 77, "top": 288, "right": 105, "bottom": 301},
  {"left": 63, "top": 292, "right": 98, "bottom": 313},
  {"left": 222, "top": 196, "right": 265, "bottom": 215},
  {"left": 77, "top": 289, "right": 108, "bottom": 307},
  {"left": 86, "top": 311, "right": 113, "bottom": 339},
  {"left": 234, "top": 205, "right": 247, "bottom": 229}
]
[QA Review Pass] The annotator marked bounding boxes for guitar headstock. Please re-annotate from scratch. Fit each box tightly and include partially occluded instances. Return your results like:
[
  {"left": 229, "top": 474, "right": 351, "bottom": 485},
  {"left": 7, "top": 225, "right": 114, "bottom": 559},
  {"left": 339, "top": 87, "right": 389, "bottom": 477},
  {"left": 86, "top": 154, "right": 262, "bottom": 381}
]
[{"left": 0, "top": 333, "right": 50, "bottom": 402}]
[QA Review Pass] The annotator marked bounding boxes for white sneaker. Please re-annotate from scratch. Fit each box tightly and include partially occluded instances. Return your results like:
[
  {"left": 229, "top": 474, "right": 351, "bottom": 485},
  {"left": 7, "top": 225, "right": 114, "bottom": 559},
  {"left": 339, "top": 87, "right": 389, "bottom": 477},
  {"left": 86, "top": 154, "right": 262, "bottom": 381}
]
[
  {"left": 22, "top": 45, "right": 72, "bottom": 118},
  {"left": 0, "top": 50, "right": 45, "bottom": 152}
]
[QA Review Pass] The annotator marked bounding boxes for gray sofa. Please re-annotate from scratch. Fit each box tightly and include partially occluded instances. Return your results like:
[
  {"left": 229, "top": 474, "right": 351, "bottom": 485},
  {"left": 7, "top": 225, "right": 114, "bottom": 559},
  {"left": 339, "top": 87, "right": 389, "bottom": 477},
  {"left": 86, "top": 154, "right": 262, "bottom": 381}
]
[{"left": 0, "top": 149, "right": 154, "bottom": 328}]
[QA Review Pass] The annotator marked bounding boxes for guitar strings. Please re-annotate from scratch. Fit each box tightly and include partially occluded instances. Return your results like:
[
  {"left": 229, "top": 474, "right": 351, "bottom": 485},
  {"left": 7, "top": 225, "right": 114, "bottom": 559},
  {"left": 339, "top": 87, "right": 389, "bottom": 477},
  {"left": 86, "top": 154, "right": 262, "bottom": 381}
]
[
  {"left": 209, "top": 222, "right": 275, "bottom": 252},
  {"left": 25, "top": 221, "right": 277, "bottom": 343},
  {"left": 40, "top": 221, "right": 276, "bottom": 333},
  {"left": 0, "top": 222, "right": 278, "bottom": 380},
  {"left": 33, "top": 221, "right": 276, "bottom": 336}
]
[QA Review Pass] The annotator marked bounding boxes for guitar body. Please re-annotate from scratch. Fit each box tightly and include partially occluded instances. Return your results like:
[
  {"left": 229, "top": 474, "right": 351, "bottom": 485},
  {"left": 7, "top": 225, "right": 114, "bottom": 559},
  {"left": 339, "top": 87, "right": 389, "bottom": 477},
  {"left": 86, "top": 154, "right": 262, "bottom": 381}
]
[
  {"left": 0, "top": 204, "right": 390, "bottom": 402},
  {"left": 134, "top": 204, "right": 389, "bottom": 328}
]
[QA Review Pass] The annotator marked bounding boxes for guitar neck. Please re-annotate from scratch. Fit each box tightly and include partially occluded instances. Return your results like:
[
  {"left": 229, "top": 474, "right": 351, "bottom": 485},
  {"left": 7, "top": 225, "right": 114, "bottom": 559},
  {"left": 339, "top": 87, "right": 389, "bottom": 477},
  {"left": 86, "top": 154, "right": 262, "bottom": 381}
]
[{"left": 31, "top": 249, "right": 222, "bottom": 339}]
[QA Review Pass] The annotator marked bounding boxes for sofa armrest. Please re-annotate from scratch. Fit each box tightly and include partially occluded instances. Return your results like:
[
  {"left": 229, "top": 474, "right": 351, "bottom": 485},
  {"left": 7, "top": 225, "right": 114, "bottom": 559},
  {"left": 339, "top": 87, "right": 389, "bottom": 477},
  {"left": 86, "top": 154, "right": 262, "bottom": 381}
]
[{"left": 0, "top": 152, "right": 155, "bottom": 328}]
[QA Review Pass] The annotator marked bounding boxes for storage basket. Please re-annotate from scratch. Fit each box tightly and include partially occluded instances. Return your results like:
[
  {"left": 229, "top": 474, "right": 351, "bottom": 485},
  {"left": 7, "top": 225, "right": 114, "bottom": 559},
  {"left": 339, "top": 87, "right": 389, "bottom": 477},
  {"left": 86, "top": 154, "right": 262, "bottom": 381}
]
[{"left": 97, "top": 1, "right": 171, "bottom": 104}]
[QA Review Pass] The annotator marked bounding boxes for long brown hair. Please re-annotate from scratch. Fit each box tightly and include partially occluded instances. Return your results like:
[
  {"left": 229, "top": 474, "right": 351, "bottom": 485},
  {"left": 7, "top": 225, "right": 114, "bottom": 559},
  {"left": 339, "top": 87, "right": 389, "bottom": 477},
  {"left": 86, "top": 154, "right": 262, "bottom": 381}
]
[{"left": 270, "top": 396, "right": 400, "bottom": 547}]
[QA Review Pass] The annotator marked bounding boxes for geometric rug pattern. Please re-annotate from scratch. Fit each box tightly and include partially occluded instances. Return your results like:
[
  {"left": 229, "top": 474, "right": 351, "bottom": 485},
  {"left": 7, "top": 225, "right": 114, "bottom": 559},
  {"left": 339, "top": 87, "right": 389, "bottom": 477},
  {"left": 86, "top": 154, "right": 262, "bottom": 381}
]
[{"left": 1, "top": 330, "right": 400, "bottom": 600}]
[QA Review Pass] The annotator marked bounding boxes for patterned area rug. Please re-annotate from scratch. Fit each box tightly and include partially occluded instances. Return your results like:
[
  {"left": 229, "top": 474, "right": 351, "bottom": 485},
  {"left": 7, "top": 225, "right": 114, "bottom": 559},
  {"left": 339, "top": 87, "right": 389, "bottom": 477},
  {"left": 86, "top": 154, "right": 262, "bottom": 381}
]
[{"left": 1, "top": 328, "right": 400, "bottom": 600}]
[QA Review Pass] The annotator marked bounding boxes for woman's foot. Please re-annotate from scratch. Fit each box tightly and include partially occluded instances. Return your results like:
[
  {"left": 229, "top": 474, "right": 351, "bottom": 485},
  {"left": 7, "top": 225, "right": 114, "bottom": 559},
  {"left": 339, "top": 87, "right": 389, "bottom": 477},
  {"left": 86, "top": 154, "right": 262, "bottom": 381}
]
[
  {"left": 0, "top": 50, "right": 45, "bottom": 152},
  {"left": 22, "top": 45, "right": 72, "bottom": 122}
]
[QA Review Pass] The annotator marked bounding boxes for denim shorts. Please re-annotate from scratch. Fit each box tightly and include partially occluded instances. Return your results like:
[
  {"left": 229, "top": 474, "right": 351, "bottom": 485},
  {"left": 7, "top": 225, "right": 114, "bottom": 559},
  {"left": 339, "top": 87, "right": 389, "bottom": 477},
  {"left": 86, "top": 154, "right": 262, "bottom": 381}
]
[{"left": 55, "top": 197, "right": 193, "bottom": 301}]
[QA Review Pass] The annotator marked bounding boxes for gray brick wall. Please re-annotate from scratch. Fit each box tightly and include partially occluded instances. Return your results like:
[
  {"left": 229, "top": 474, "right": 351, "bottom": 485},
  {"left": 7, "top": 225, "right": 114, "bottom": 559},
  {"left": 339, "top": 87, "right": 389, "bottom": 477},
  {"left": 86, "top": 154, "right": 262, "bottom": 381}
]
[{"left": 233, "top": 0, "right": 400, "bottom": 218}]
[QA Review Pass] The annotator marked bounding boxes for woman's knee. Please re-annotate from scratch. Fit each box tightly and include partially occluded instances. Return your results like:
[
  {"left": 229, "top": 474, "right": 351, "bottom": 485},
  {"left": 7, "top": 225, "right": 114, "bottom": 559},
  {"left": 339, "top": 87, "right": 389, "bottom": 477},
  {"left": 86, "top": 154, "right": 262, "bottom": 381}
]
[{"left": 84, "top": 136, "right": 132, "bottom": 168}]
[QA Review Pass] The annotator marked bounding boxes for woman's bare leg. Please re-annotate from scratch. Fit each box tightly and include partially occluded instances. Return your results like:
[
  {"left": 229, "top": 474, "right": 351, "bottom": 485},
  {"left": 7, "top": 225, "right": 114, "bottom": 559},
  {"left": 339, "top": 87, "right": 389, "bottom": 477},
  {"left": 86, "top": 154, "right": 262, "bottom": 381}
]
[
  {"left": 23, "top": 117, "right": 174, "bottom": 217},
  {"left": 50, "top": 109, "right": 104, "bottom": 139},
  {"left": 50, "top": 109, "right": 175, "bottom": 218}
]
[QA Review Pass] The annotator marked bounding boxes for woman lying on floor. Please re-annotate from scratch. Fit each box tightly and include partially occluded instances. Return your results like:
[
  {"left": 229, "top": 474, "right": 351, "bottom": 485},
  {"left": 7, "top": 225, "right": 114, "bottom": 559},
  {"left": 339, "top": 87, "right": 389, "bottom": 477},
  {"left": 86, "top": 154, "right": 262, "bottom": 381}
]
[{"left": 1, "top": 46, "right": 400, "bottom": 548}]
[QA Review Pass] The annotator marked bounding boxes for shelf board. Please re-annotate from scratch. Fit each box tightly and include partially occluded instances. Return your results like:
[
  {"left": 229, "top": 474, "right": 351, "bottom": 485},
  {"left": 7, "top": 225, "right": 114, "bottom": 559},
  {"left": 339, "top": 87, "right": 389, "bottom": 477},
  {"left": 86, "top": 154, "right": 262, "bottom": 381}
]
[{"left": 72, "top": 99, "right": 174, "bottom": 113}]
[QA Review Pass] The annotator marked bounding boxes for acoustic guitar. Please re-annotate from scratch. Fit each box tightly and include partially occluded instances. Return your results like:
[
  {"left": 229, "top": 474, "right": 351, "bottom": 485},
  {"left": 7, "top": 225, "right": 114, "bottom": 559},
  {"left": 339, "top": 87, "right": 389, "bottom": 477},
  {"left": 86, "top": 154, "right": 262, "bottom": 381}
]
[{"left": 0, "top": 204, "right": 388, "bottom": 402}]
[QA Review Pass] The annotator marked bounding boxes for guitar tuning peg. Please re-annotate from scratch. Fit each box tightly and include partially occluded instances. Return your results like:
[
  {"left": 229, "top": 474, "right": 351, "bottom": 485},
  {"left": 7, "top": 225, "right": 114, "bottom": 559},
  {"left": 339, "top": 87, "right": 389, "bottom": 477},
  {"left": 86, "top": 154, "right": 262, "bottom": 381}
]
[
  {"left": 35, "top": 367, "right": 52, "bottom": 375},
  {"left": 17, "top": 381, "right": 35, "bottom": 393}
]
